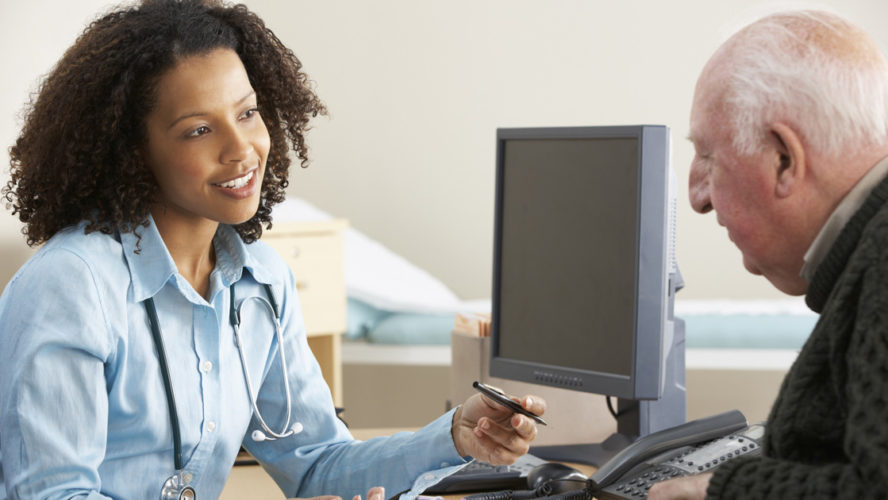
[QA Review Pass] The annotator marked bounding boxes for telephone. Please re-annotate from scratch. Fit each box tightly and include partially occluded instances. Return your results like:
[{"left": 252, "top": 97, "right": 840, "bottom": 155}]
[
  {"left": 589, "top": 410, "right": 764, "bottom": 499},
  {"left": 424, "top": 410, "right": 764, "bottom": 499}
]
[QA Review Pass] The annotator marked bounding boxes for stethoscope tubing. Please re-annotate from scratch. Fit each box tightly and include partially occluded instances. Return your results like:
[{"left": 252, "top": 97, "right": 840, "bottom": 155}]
[
  {"left": 145, "top": 281, "right": 295, "bottom": 497},
  {"left": 231, "top": 287, "right": 298, "bottom": 440},
  {"left": 145, "top": 296, "right": 186, "bottom": 471}
]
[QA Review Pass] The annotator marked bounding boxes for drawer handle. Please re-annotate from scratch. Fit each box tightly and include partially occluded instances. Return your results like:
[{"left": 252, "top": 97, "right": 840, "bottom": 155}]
[
  {"left": 295, "top": 280, "right": 309, "bottom": 291},
  {"left": 291, "top": 247, "right": 302, "bottom": 258}
]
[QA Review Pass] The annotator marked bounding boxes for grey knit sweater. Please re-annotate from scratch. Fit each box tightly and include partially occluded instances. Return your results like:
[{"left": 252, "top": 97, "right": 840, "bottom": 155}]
[{"left": 706, "top": 175, "right": 888, "bottom": 499}]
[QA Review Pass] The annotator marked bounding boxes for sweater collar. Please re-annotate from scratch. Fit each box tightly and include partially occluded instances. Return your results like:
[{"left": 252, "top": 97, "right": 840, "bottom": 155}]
[
  {"left": 806, "top": 169, "right": 888, "bottom": 312},
  {"left": 800, "top": 156, "right": 888, "bottom": 282}
]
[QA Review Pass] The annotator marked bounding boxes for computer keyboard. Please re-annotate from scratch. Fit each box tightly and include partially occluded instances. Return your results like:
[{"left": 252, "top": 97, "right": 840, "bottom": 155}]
[{"left": 423, "top": 454, "right": 549, "bottom": 494}]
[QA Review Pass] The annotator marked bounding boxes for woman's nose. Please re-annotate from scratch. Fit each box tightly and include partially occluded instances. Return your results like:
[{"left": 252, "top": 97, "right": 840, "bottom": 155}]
[{"left": 220, "top": 124, "right": 254, "bottom": 164}]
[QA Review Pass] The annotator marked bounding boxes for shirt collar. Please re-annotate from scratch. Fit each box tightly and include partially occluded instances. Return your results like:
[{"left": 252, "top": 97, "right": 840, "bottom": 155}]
[
  {"left": 120, "top": 215, "right": 276, "bottom": 302},
  {"left": 801, "top": 154, "right": 888, "bottom": 282}
]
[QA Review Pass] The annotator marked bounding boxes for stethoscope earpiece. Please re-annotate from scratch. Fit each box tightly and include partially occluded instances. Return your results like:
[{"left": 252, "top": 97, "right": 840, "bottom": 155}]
[{"left": 251, "top": 422, "right": 304, "bottom": 442}]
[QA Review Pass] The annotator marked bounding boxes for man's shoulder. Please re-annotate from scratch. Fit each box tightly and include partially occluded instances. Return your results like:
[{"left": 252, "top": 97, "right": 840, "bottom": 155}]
[
  {"left": 843, "top": 201, "right": 888, "bottom": 281},
  {"left": 859, "top": 199, "right": 888, "bottom": 243}
]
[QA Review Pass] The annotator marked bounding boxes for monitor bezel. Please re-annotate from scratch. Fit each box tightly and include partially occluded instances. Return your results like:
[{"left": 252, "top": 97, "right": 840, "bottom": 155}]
[{"left": 489, "top": 125, "right": 670, "bottom": 400}]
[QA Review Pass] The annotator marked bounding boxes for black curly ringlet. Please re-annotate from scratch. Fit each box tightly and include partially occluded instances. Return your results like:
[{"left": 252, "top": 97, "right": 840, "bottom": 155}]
[{"left": 4, "top": 0, "right": 326, "bottom": 247}]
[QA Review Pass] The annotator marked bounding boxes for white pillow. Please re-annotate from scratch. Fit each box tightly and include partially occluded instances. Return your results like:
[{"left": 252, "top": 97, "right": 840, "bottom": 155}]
[{"left": 272, "top": 198, "right": 461, "bottom": 313}]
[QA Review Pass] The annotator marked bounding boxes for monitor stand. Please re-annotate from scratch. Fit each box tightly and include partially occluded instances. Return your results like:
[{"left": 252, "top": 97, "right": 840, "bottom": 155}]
[
  {"left": 529, "top": 317, "right": 686, "bottom": 467},
  {"left": 529, "top": 429, "right": 634, "bottom": 466}
]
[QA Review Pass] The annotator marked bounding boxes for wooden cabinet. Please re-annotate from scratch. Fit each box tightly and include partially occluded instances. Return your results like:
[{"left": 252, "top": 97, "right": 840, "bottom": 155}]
[
  {"left": 261, "top": 219, "right": 348, "bottom": 407},
  {"left": 220, "top": 219, "right": 348, "bottom": 499}
]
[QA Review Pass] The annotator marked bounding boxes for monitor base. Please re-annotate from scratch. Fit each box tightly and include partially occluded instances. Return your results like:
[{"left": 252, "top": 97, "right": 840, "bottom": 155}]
[{"left": 530, "top": 432, "right": 634, "bottom": 467}]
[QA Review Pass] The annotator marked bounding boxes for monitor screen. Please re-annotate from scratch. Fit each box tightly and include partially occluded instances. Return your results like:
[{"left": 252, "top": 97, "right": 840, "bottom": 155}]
[
  {"left": 496, "top": 136, "right": 639, "bottom": 379},
  {"left": 489, "top": 126, "right": 685, "bottom": 462}
]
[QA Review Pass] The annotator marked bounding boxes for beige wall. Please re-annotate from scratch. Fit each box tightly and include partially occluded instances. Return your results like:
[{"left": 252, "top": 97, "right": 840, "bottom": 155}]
[{"left": 3, "top": 0, "right": 888, "bottom": 299}]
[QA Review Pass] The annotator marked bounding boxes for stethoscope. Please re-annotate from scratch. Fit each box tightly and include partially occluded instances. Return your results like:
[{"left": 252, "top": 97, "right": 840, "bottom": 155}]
[{"left": 145, "top": 282, "right": 302, "bottom": 500}]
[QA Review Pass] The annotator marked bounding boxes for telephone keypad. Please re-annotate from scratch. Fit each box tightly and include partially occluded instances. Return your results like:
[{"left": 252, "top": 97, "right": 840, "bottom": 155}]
[{"left": 597, "top": 425, "right": 764, "bottom": 500}]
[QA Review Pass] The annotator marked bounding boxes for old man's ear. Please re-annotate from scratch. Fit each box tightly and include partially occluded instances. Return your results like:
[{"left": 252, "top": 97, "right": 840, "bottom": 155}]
[{"left": 770, "top": 122, "right": 806, "bottom": 199}]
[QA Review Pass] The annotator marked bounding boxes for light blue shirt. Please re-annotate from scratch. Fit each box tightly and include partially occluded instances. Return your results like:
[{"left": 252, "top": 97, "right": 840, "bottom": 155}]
[{"left": 0, "top": 217, "right": 465, "bottom": 499}]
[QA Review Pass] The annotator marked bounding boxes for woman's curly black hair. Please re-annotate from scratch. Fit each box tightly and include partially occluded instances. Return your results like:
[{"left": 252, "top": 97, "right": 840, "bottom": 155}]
[{"left": 4, "top": 0, "right": 325, "bottom": 246}]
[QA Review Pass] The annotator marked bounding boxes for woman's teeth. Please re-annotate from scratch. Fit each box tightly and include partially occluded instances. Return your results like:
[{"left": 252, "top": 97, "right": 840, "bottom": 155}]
[{"left": 217, "top": 171, "right": 253, "bottom": 189}]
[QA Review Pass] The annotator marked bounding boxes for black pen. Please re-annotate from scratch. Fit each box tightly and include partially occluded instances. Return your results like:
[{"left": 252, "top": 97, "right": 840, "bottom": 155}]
[{"left": 473, "top": 381, "right": 548, "bottom": 426}]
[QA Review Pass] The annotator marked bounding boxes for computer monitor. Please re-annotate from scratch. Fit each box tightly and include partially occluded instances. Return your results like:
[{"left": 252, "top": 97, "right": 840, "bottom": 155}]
[{"left": 489, "top": 125, "right": 685, "bottom": 466}]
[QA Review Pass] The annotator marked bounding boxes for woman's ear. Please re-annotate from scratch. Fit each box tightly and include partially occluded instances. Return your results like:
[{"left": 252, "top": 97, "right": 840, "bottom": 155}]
[{"left": 770, "top": 122, "right": 806, "bottom": 198}]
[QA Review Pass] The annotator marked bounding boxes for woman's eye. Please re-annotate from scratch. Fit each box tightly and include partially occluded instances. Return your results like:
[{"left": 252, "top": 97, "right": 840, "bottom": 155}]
[
  {"left": 241, "top": 107, "right": 260, "bottom": 120},
  {"left": 187, "top": 126, "right": 210, "bottom": 138}
]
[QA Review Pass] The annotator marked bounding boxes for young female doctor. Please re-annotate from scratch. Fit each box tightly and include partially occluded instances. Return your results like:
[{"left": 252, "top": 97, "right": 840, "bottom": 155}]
[{"left": 0, "top": 1, "right": 546, "bottom": 498}]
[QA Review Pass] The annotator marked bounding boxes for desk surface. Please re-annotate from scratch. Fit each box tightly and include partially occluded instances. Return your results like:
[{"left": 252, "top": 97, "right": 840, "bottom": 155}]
[
  {"left": 350, "top": 429, "right": 599, "bottom": 500},
  {"left": 222, "top": 428, "right": 597, "bottom": 500}
]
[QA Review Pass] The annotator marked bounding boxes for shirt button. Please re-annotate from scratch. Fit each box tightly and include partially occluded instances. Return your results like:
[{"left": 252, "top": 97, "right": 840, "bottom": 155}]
[
  {"left": 200, "top": 361, "right": 213, "bottom": 373},
  {"left": 440, "top": 462, "right": 450, "bottom": 468},
  {"left": 183, "top": 472, "right": 194, "bottom": 483},
  {"left": 206, "top": 421, "right": 216, "bottom": 432}
]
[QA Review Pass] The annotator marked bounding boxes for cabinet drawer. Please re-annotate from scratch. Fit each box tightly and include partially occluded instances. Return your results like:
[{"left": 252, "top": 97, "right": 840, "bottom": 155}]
[{"left": 262, "top": 220, "right": 347, "bottom": 335}]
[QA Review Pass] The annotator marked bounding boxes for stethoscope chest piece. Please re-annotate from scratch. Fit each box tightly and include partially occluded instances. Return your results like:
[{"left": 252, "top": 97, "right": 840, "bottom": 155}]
[{"left": 160, "top": 472, "right": 196, "bottom": 500}]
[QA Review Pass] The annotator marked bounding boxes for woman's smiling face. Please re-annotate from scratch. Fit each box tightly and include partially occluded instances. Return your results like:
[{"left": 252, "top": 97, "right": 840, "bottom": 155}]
[{"left": 143, "top": 47, "right": 271, "bottom": 231}]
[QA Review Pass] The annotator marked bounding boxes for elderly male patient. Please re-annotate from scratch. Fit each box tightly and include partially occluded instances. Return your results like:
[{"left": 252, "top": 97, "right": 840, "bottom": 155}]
[{"left": 649, "top": 10, "right": 888, "bottom": 500}]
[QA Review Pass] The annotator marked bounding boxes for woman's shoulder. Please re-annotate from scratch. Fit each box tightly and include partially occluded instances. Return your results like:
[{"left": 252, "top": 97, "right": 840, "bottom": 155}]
[
  {"left": 0, "top": 225, "right": 126, "bottom": 359},
  {"left": 44, "top": 223, "right": 126, "bottom": 262},
  {"left": 10, "top": 224, "right": 129, "bottom": 290},
  {"left": 244, "top": 237, "right": 291, "bottom": 274}
]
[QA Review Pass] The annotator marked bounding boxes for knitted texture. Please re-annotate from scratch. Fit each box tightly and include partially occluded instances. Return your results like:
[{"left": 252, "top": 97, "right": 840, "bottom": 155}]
[{"left": 706, "top": 175, "right": 888, "bottom": 499}]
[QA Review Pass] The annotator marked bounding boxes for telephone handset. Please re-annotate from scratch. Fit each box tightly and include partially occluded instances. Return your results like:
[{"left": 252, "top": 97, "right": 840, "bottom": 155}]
[{"left": 588, "top": 410, "right": 764, "bottom": 500}]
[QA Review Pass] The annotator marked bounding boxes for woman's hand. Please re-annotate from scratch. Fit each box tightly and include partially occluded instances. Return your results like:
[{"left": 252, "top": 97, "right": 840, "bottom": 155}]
[
  {"left": 647, "top": 473, "right": 712, "bottom": 500},
  {"left": 289, "top": 486, "right": 385, "bottom": 500},
  {"left": 451, "top": 390, "right": 547, "bottom": 464}
]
